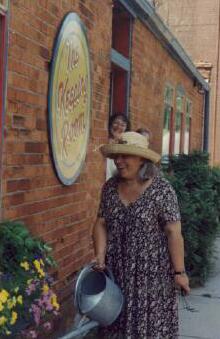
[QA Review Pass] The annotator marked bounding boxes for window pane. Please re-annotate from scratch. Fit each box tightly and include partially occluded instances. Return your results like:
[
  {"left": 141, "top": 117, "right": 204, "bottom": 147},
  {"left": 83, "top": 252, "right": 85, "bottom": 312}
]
[
  {"left": 112, "top": 3, "right": 131, "bottom": 58},
  {"left": 176, "top": 95, "right": 183, "bottom": 112},
  {"left": 110, "top": 63, "right": 128, "bottom": 115},
  {"left": 164, "top": 86, "right": 174, "bottom": 105},
  {"left": 162, "top": 85, "right": 174, "bottom": 156},
  {"left": 174, "top": 92, "right": 184, "bottom": 154},
  {"left": 174, "top": 111, "right": 181, "bottom": 154},
  {"left": 162, "top": 105, "right": 171, "bottom": 155},
  {"left": 184, "top": 100, "right": 192, "bottom": 154}
]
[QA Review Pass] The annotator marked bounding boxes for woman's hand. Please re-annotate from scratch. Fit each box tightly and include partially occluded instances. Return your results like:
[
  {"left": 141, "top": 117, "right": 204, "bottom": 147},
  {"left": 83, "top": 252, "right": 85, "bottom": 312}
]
[
  {"left": 174, "top": 273, "right": 190, "bottom": 295},
  {"left": 93, "top": 252, "right": 106, "bottom": 271}
]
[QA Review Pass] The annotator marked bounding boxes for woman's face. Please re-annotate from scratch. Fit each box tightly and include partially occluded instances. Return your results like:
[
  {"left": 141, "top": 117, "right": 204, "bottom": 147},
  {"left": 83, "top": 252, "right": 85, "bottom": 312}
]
[
  {"left": 114, "top": 154, "right": 144, "bottom": 180},
  {"left": 110, "top": 118, "right": 127, "bottom": 140}
]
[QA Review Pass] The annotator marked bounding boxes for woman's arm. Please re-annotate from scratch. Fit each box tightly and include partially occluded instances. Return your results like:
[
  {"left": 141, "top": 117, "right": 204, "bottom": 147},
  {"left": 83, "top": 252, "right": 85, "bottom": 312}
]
[
  {"left": 92, "top": 217, "right": 107, "bottom": 269},
  {"left": 164, "top": 221, "right": 190, "bottom": 294}
]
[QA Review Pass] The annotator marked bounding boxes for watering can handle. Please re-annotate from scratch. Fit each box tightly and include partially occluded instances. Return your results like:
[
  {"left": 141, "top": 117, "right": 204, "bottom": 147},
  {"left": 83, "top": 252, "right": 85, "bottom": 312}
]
[
  {"left": 90, "top": 262, "right": 115, "bottom": 282},
  {"left": 103, "top": 266, "right": 115, "bottom": 282}
]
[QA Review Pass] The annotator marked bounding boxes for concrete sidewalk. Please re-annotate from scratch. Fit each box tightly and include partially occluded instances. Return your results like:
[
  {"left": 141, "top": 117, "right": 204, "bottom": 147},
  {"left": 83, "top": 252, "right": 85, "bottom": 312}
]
[{"left": 179, "top": 238, "right": 220, "bottom": 339}]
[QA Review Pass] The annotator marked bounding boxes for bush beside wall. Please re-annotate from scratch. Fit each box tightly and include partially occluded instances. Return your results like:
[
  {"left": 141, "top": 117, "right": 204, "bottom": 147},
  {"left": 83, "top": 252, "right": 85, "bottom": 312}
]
[{"left": 163, "top": 152, "right": 220, "bottom": 286}]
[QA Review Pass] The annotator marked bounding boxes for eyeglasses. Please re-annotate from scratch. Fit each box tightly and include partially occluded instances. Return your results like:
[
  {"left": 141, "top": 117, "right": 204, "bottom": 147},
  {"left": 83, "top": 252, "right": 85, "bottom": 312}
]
[{"left": 112, "top": 120, "right": 127, "bottom": 128}]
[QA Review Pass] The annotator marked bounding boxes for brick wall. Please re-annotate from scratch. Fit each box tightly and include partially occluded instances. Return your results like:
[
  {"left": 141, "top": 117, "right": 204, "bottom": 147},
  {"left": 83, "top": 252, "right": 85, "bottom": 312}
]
[
  {"left": 3, "top": 0, "right": 112, "bottom": 301},
  {"left": 156, "top": 0, "right": 220, "bottom": 165},
  {"left": 130, "top": 19, "right": 204, "bottom": 153}
]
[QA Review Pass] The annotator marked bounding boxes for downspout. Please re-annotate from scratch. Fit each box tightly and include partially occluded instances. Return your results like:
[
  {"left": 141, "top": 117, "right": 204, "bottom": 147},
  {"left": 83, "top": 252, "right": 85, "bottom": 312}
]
[
  {"left": 203, "top": 89, "right": 210, "bottom": 152},
  {"left": 213, "top": 0, "right": 220, "bottom": 160}
]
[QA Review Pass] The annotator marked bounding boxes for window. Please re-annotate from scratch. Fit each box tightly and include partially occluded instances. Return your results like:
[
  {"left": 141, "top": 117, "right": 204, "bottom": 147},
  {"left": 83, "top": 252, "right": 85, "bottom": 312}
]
[
  {"left": 110, "top": 64, "right": 129, "bottom": 114},
  {"left": 162, "top": 84, "right": 174, "bottom": 155},
  {"left": 184, "top": 99, "right": 192, "bottom": 154},
  {"left": 174, "top": 89, "right": 185, "bottom": 154},
  {"left": 110, "top": 1, "right": 133, "bottom": 117},
  {"left": 162, "top": 84, "right": 192, "bottom": 158}
]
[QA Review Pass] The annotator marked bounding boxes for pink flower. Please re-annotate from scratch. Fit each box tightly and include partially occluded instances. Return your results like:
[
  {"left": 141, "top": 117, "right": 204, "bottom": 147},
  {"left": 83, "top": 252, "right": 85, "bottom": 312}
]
[
  {"left": 30, "top": 304, "right": 41, "bottom": 326},
  {"left": 26, "top": 283, "right": 36, "bottom": 296},
  {"left": 27, "top": 330, "right": 38, "bottom": 338},
  {"left": 43, "top": 321, "right": 52, "bottom": 331},
  {"left": 37, "top": 290, "right": 54, "bottom": 311}
]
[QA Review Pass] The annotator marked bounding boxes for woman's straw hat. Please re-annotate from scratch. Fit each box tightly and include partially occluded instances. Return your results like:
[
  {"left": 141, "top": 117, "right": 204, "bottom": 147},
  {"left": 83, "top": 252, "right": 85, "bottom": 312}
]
[{"left": 100, "top": 132, "right": 161, "bottom": 163}]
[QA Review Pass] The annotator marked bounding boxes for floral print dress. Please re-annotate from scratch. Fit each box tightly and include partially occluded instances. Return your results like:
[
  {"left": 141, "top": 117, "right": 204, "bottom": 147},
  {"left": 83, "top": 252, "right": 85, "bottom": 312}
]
[{"left": 98, "top": 175, "right": 181, "bottom": 339}]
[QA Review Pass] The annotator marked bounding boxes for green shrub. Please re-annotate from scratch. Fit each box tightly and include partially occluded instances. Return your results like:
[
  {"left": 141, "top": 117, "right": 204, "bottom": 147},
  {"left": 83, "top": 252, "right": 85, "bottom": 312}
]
[{"left": 163, "top": 151, "right": 220, "bottom": 286}]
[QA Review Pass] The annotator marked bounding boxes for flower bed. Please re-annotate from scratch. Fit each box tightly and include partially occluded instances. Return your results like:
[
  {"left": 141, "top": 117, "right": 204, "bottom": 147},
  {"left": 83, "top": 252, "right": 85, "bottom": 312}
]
[{"left": 0, "top": 221, "right": 59, "bottom": 337}]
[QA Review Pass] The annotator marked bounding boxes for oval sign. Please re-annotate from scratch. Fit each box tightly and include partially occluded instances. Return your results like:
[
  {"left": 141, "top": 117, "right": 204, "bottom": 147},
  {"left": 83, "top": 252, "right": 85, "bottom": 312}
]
[{"left": 48, "top": 13, "right": 91, "bottom": 185}]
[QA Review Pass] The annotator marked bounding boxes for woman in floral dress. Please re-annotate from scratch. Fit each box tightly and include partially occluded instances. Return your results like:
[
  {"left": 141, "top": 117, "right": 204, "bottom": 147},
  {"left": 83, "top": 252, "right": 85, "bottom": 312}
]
[{"left": 93, "top": 132, "right": 190, "bottom": 339}]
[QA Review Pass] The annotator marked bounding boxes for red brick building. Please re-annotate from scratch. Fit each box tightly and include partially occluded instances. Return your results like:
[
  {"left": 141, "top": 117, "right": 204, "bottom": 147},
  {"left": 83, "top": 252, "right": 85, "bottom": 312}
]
[
  {"left": 156, "top": 0, "right": 220, "bottom": 165},
  {"left": 0, "top": 0, "right": 208, "bottom": 334}
]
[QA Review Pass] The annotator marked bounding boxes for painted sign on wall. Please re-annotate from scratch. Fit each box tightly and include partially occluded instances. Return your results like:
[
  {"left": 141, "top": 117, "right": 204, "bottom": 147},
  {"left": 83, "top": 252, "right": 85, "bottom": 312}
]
[{"left": 48, "top": 13, "right": 91, "bottom": 185}]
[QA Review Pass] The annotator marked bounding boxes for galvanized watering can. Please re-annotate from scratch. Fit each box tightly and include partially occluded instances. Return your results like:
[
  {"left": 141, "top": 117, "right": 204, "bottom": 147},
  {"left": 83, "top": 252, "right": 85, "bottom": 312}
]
[{"left": 59, "top": 263, "right": 124, "bottom": 339}]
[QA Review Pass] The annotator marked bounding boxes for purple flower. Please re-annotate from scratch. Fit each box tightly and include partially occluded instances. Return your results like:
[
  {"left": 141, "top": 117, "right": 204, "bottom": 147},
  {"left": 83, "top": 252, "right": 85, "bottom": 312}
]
[
  {"left": 28, "top": 330, "right": 38, "bottom": 338},
  {"left": 26, "top": 283, "right": 36, "bottom": 296},
  {"left": 37, "top": 289, "right": 54, "bottom": 311},
  {"left": 30, "top": 304, "right": 41, "bottom": 326},
  {"left": 47, "top": 276, "right": 54, "bottom": 284},
  {"left": 23, "top": 330, "right": 38, "bottom": 338}
]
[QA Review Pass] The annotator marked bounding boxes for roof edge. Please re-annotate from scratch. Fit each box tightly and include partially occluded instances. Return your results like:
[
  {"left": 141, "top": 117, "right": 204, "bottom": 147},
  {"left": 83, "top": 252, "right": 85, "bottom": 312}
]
[{"left": 118, "top": 0, "right": 209, "bottom": 91}]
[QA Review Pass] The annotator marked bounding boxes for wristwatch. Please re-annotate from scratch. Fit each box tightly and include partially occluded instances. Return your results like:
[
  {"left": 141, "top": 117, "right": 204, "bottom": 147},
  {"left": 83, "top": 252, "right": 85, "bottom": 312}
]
[{"left": 174, "top": 270, "right": 186, "bottom": 275}]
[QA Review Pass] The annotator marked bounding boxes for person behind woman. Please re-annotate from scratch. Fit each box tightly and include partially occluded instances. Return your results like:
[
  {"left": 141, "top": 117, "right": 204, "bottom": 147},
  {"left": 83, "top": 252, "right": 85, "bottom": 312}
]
[
  {"left": 106, "top": 113, "right": 130, "bottom": 180},
  {"left": 136, "top": 127, "right": 151, "bottom": 142},
  {"left": 93, "top": 131, "right": 190, "bottom": 339},
  {"left": 108, "top": 113, "right": 130, "bottom": 142}
]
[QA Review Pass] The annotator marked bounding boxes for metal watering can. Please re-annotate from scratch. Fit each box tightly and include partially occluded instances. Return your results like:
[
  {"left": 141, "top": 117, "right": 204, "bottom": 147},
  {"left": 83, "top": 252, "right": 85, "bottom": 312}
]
[{"left": 59, "top": 264, "right": 124, "bottom": 339}]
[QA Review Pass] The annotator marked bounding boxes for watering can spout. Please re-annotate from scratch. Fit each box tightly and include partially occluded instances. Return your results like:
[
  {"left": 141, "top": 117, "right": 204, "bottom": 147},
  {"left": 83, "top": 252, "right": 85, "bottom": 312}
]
[{"left": 59, "top": 265, "right": 124, "bottom": 339}]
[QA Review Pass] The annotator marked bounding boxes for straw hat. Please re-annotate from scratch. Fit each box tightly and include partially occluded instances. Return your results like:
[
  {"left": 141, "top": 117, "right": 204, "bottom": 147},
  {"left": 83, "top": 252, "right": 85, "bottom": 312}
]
[{"left": 100, "top": 132, "right": 161, "bottom": 163}]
